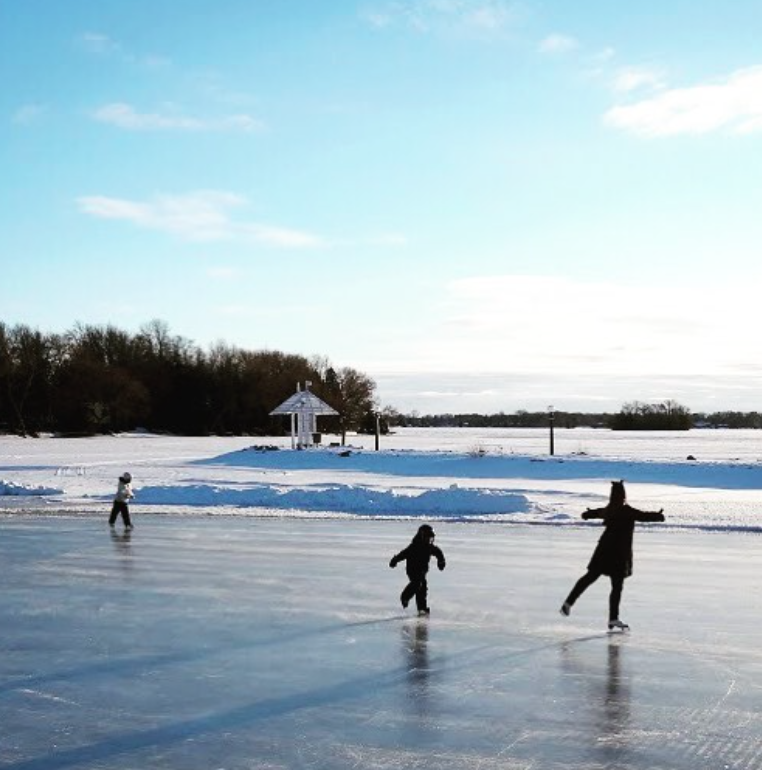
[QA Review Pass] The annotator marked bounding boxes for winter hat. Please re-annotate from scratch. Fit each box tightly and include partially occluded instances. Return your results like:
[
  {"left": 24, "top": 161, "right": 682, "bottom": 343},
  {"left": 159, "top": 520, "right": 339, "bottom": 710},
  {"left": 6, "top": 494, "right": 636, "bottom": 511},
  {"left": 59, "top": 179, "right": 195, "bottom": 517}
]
[
  {"left": 120, "top": 472, "right": 132, "bottom": 483},
  {"left": 418, "top": 524, "right": 435, "bottom": 538},
  {"left": 609, "top": 480, "right": 626, "bottom": 505}
]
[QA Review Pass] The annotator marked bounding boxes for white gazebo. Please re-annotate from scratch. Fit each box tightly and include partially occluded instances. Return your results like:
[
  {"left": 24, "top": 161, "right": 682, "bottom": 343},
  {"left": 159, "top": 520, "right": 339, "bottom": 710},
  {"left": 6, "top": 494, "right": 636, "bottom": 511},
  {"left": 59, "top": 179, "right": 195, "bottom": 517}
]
[{"left": 269, "top": 381, "right": 339, "bottom": 449}]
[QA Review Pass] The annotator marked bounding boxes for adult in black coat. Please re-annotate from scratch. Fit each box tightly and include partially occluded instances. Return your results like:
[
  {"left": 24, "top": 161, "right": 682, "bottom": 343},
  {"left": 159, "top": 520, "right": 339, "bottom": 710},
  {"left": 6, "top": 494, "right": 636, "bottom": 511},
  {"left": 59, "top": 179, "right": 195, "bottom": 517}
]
[
  {"left": 390, "top": 524, "right": 446, "bottom": 615},
  {"left": 560, "top": 481, "right": 664, "bottom": 630}
]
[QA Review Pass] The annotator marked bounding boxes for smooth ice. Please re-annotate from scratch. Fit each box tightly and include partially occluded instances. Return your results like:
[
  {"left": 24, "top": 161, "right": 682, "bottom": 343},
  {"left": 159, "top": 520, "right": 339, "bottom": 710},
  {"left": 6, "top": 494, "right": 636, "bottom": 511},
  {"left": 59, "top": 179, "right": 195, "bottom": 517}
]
[{"left": 2, "top": 516, "right": 762, "bottom": 770}]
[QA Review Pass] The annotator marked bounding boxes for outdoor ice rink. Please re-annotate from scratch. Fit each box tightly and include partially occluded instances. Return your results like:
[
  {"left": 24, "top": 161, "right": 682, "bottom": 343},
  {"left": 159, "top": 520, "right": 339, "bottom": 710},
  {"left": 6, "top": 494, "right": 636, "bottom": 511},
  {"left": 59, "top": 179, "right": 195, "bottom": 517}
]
[{"left": 3, "top": 515, "right": 762, "bottom": 770}]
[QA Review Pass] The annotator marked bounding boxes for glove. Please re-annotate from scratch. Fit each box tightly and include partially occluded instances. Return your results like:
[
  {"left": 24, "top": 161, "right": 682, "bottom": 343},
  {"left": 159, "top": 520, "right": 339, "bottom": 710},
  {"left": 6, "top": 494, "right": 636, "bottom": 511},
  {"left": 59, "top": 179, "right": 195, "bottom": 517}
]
[
  {"left": 438, "top": 559, "right": 446, "bottom": 571},
  {"left": 389, "top": 558, "right": 397, "bottom": 568}
]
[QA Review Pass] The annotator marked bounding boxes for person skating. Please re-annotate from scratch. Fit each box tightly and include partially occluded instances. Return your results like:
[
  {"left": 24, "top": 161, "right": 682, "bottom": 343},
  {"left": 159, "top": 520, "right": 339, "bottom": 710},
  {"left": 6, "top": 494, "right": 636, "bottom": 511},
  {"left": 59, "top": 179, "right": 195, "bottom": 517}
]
[
  {"left": 390, "top": 524, "right": 446, "bottom": 616},
  {"left": 560, "top": 480, "right": 664, "bottom": 630},
  {"left": 109, "top": 472, "right": 135, "bottom": 529}
]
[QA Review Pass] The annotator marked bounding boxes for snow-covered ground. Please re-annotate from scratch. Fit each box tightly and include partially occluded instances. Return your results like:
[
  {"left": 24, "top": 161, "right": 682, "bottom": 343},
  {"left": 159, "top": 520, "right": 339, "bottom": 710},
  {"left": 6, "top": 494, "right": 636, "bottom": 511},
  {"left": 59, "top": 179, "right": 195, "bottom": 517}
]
[{"left": 1, "top": 427, "right": 762, "bottom": 531}]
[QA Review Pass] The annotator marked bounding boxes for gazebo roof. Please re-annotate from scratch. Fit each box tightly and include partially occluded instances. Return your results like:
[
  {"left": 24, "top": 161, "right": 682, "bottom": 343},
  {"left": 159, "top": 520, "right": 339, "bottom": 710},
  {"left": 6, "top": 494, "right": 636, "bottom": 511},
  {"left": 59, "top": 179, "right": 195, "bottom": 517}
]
[{"left": 269, "top": 387, "right": 338, "bottom": 416}]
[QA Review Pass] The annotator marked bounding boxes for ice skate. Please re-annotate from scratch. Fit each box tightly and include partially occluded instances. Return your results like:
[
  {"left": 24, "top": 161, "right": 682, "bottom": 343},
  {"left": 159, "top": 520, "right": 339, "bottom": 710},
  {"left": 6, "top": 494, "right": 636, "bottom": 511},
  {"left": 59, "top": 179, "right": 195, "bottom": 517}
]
[
  {"left": 560, "top": 602, "right": 571, "bottom": 617},
  {"left": 418, "top": 607, "right": 430, "bottom": 617},
  {"left": 608, "top": 619, "right": 629, "bottom": 631}
]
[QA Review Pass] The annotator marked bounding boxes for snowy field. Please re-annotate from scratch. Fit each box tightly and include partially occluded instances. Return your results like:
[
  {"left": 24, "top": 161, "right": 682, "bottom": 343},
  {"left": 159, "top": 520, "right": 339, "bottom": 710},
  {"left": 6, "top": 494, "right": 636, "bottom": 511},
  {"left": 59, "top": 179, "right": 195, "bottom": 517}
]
[
  {"left": 3, "top": 428, "right": 762, "bottom": 769},
  {"left": 2, "top": 427, "right": 762, "bottom": 530}
]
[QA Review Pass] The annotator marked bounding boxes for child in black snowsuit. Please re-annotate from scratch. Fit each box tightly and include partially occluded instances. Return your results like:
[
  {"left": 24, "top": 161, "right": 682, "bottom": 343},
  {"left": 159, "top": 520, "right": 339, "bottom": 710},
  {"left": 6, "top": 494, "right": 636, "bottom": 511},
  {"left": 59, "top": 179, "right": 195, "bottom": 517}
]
[
  {"left": 560, "top": 480, "right": 664, "bottom": 630},
  {"left": 390, "top": 524, "right": 446, "bottom": 616}
]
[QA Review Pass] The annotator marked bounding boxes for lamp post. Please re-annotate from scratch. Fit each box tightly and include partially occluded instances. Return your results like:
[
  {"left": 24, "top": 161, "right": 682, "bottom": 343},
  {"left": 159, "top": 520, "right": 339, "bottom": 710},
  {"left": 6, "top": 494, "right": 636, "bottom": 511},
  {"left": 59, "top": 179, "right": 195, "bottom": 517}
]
[
  {"left": 374, "top": 412, "right": 381, "bottom": 451},
  {"left": 548, "top": 405, "right": 555, "bottom": 456}
]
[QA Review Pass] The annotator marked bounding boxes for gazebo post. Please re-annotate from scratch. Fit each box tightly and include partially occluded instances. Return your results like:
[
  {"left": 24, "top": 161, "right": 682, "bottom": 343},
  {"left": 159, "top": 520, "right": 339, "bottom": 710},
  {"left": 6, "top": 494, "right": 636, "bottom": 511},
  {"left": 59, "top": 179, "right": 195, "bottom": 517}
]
[{"left": 290, "top": 413, "right": 296, "bottom": 449}]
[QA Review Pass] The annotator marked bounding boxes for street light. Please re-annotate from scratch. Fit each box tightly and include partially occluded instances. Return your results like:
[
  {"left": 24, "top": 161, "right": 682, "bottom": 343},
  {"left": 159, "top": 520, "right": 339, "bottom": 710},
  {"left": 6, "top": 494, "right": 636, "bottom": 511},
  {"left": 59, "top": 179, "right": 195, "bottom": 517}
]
[{"left": 548, "top": 405, "right": 555, "bottom": 456}]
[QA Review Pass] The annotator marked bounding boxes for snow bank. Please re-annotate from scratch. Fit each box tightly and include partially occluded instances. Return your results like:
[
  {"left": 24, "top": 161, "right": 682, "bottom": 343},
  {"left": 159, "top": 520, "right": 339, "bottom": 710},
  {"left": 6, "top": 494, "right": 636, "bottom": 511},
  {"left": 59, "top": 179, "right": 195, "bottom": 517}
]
[
  {"left": 0, "top": 479, "right": 62, "bottom": 496},
  {"left": 138, "top": 482, "right": 529, "bottom": 519},
  {"left": 202, "top": 446, "right": 762, "bottom": 490}
]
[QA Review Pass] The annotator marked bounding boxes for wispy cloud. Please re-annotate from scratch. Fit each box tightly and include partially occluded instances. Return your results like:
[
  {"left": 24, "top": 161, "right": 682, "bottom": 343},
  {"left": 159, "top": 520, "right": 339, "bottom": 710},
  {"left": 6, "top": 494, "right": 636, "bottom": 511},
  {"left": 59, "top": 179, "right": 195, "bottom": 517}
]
[
  {"left": 92, "top": 103, "right": 264, "bottom": 133},
  {"left": 77, "top": 191, "right": 324, "bottom": 248},
  {"left": 612, "top": 65, "right": 665, "bottom": 94},
  {"left": 206, "top": 267, "right": 239, "bottom": 280},
  {"left": 370, "top": 274, "right": 762, "bottom": 379},
  {"left": 538, "top": 33, "right": 579, "bottom": 55},
  {"left": 12, "top": 103, "right": 47, "bottom": 125},
  {"left": 593, "top": 47, "right": 616, "bottom": 64},
  {"left": 79, "top": 32, "right": 120, "bottom": 55},
  {"left": 78, "top": 31, "right": 170, "bottom": 68},
  {"left": 361, "top": 0, "right": 519, "bottom": 37},
  {"left": 605, "top": 65, "right": 762, "bottom": 137}
]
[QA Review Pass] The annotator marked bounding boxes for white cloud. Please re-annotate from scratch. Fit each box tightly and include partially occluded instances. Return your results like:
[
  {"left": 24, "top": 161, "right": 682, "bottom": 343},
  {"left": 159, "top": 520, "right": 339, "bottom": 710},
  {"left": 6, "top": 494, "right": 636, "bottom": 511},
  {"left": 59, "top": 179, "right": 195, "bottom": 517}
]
[
  {"left": 612, "top": 66, "right": 665, "bottom": 94},
  {"left": 362, "top": 0, "right": 518, "bottom": 36},
  {"left": 77, "top": 191, "right": 324, "bottom": 248},
  {"left": 92, "top": 103, "right": 263, "bottom": 133},
  {"left": 206, "top": 267, "right": 238, "bottom": 279},
  {"left": 78, "top": 32, "right": 170, "bottom": 68},
  {"left": 605, "top": 65, "right": 762, "bottom": 137},
  {"left": 361, "top": 274, "right": 762, "bottom": 382},
  {"left": 593, "top": 47, "right": 616, "bottom": 63},
  {"left": 538, "top": 33, "right": 579, "bottom": 55},
  {"left": 79, "top": 32, "right": 119, "bottom": 55},
  {"left": 370, "top": 233, "right": 409, "bottom": 246},
  {"left": 463, "top": 2, "right": 514, "bottom": 32}
]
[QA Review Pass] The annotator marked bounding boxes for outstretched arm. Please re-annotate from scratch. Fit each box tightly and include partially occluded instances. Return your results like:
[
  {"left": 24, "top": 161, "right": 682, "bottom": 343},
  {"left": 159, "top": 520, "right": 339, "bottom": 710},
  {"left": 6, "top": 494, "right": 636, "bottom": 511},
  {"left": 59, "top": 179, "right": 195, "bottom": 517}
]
[
  {"left": 431, "top": 545, "right": 446, "bottom": 570},
  {"left": 631, "top": 507, "right": 665, "bottom": 522},
  {"left": 582, "top": 507, "right": 606, "bottom": 521},
  {"left": 389, "top": 545, "right": 409, "bottom": 568}
]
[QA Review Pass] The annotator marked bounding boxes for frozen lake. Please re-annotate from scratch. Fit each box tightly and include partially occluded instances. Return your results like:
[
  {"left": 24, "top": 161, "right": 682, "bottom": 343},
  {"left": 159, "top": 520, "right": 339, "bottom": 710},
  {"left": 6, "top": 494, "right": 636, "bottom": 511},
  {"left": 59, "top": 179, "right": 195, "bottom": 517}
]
[{"left": 2, "top": 516, "right": 762, "bottom": 770}]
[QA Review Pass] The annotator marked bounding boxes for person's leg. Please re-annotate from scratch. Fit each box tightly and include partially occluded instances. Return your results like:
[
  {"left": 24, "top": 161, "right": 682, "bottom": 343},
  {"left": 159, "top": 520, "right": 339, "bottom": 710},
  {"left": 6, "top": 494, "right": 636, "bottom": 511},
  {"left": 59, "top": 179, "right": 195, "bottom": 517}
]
[
  {"left": 415, "top": 576, "right": 429, "bottom": 612},
  {"left": 122, "top": 504, "right": 133, "bottom": 528},
  {"left": 109, "top": 502, "right": 119, "bottom": 526},
  {"left": 608, "top": 574, "right": 624, "bottom": 622},
  {"left": 563, "top": 570, "right": 601, "bottom": 610},
  {"left": 401, "top": 580, "right": 418, "bottom": 608}
]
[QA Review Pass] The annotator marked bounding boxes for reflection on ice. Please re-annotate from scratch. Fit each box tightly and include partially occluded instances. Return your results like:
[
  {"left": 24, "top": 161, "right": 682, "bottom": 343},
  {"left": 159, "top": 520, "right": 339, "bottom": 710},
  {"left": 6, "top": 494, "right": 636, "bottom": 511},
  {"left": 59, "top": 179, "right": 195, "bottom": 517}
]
[
  {"left": 402, "top": 619, "right": 430, "bottom": 715},
  {"left": 560, "top": 637, "right": 633, "bottom": 764}
]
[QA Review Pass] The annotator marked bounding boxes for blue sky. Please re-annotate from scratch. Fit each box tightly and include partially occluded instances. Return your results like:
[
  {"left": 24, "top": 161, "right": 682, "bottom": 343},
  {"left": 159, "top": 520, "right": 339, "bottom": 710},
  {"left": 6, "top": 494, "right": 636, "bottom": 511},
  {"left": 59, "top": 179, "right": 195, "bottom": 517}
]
[{"left": 4, "top": 0, "right": 762, "bottom": 414}]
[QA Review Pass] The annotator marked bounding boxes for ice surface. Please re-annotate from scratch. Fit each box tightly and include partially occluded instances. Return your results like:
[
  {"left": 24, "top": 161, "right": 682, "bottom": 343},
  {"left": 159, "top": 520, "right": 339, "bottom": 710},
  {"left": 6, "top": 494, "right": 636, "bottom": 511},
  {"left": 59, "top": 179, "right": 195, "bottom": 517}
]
[{"left": 2, "top": 516, "right": 762, "bottom": 770}]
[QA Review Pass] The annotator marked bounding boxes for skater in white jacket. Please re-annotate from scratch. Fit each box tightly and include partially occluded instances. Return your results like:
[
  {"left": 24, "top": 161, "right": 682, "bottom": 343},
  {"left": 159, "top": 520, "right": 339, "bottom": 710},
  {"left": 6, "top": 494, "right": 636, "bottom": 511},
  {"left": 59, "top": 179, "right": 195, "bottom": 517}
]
[{"left": 109, "top": 472, "right": 135, "bottom": 529}]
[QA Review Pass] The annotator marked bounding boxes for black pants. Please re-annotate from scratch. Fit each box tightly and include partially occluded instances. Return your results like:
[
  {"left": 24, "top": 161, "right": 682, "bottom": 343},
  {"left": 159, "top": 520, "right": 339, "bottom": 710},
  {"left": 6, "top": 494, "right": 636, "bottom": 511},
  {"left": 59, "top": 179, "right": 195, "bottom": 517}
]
[
  {"left": 109, "top": 501, "right": 132, "bottom": 527},
  {"left": 564, "top": 570, "right": 624, "bottom": 621},
  {"left": 401, "top": 571, "right": 428, "bottom": 611}
]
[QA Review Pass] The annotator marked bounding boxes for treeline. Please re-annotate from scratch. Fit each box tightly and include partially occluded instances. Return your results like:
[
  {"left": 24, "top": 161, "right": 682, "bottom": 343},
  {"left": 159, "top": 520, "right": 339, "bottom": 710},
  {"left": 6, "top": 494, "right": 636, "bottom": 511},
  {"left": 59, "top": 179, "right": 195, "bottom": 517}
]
[
  {"left": 397, "top": 410, "right": 609, "bottom": 429},
  {"left": 400, "top": 402, "right": 762, "bottom": 431},
  {"left": 696, "top": 411, "right": 762, "bottom": 429},
  {"left": 0, "top": 320, "right": 379, "bottom": 436},
  {"left": 609, "top": 400, "right": 692, "bottom": 430}
]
